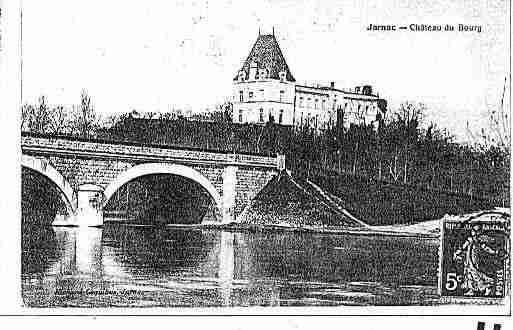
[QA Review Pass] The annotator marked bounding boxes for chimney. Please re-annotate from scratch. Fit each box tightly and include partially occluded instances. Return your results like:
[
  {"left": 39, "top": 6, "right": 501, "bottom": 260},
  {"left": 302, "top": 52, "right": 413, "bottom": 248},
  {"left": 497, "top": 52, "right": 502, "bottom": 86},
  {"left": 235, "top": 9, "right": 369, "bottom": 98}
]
[{"left": 330, "top": 81, "right": 335, "bottom": 89}]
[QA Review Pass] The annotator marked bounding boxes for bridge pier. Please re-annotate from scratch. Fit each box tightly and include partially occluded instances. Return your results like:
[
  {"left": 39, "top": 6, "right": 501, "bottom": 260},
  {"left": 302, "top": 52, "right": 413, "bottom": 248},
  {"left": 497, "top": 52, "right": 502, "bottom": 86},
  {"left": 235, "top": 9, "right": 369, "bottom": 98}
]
[
  {"left": 53, "top": 184, "right": 104, "bottom": 227},
  {"left": 75, "top": 184, "right": 104, "bottom": 227}
]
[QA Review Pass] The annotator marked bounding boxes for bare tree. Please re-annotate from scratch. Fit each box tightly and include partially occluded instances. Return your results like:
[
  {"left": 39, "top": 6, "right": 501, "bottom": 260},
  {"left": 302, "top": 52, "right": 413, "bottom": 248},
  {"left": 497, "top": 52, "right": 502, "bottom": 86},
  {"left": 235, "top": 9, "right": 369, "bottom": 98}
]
[
  {"left": 388, "top": 152, "right": 400, "bottom": 182},
  {"left": 394, "top": 102, "right": 425, "bottom": 184},
  {"left": 490, "top": 77, "right": 511, "bottom": 152},
  {"left": 71, "top": 89, "right": 99, "bottom": 138},
  {"left": 468, "top": 77, "right": 510, "bottom": 155},
  {"left": 466, "top": 77, "right": 510, "bottom": 152},
  {"left": 21, "top": 96, "right": 51, "bottom": 134},
  {"left": 21, "top": 103, "right": 35, "bottom": 132},
  {"left": 48, "top": 105, "right": 71, "bottom": 135}
]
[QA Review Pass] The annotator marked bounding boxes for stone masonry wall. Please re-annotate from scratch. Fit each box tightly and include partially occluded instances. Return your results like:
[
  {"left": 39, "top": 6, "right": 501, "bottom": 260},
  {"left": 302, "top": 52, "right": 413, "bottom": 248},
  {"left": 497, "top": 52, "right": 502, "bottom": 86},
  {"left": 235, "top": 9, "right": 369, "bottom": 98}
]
[
  {"left": 47, "top": 156, "right": 135, "bottom": 190},
  {"left": 45, "top": 155, "right": 226, "bottom": 198},
  {"left": 235, "top": 167, "right": 278, "bottom": 216}
]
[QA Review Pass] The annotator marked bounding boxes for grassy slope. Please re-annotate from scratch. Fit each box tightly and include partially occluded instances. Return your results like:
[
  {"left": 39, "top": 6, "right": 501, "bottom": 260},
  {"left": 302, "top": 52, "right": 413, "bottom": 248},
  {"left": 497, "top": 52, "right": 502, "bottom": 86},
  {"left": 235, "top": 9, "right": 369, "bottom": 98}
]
[{"left": 303, "top": 171, "right": 496, "bottom": 226}]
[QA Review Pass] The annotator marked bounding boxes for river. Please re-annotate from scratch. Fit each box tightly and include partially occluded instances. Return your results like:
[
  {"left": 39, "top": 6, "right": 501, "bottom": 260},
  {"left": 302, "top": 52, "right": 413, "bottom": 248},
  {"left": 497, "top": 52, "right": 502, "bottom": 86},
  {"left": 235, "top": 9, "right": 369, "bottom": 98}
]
[{"left": 22, "top": 220, "right": 441, "bottom": 307}]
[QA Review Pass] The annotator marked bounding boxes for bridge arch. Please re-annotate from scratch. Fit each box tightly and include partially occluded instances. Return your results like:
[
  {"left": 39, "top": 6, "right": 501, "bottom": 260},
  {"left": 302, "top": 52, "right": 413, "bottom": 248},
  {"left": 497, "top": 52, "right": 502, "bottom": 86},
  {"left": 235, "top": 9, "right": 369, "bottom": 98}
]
[
  {"left": 21, "top": 155, "right": 76, "bottom": 215},
  {"left": 103, "top": 163, "right": 223, "bottom": 216}
]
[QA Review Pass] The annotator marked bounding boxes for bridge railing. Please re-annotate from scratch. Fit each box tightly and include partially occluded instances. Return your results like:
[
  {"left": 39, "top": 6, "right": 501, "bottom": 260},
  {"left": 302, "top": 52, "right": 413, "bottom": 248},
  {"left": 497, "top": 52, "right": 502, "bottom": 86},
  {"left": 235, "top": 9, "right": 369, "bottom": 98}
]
[{"left": 21, "top": 135, "right": 281, "bottom": 169}]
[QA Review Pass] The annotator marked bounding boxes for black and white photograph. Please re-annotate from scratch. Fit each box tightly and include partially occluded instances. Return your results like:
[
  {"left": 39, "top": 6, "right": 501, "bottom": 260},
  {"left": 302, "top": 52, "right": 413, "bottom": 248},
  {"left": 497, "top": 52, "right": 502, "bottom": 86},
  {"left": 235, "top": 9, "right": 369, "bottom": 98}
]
[{"left": 5, "top": 0, "right": 512, "bottom": 314}]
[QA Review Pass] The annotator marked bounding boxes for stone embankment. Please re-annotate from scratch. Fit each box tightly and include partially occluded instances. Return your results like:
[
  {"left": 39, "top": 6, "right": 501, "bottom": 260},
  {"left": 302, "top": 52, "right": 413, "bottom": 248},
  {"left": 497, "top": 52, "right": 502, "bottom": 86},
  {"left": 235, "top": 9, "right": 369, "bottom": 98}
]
[{"left": 237, "top": 171, "right": 367, "bottom": 229}]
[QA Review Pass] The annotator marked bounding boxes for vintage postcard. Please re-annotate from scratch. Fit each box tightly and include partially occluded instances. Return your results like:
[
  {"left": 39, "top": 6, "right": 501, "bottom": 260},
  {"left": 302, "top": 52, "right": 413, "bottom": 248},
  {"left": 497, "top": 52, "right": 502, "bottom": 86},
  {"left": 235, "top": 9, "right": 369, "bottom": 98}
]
[{"left": 2, "top": 0, "right": 512, "bottom": 318}]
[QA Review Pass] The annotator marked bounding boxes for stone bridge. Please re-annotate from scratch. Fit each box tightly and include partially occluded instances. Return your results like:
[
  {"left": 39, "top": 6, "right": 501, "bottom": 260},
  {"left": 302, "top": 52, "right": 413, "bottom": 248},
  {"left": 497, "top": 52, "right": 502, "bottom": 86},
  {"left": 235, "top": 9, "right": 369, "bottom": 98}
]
[{"left": 21, "top": 134, "right": 284, "bottom": 226}]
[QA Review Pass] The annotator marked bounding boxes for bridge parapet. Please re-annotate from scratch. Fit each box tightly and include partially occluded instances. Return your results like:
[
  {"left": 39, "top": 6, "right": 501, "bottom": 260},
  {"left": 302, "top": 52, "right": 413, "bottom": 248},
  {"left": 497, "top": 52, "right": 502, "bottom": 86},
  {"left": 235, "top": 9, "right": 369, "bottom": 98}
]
[{"left": 22, "top": 135, "right": 279, "bottom": 168}]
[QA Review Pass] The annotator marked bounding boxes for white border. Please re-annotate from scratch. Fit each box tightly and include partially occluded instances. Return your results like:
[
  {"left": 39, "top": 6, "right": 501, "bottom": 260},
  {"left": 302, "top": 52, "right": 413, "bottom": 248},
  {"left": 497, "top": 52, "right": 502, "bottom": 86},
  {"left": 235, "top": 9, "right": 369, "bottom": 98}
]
[{"left": 1, "top": 0, "right": 511, "bottom": 319}]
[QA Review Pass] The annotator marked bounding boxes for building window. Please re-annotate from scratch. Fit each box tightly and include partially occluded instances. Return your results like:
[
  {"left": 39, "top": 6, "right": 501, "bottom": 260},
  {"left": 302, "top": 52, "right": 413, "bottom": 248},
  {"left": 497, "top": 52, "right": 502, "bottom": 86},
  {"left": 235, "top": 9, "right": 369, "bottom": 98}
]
[
  {"left": 239, "top": 91, "right": 244, "bottom": 102},
  {"left": 279, "top": 109, "right": 284, "bottom": 124},
  {"left": 300, "top": 112, "right": 303, "bottom": 125},
  {"left": 279, "top": 71, "right": 286, "bottom": 82},
  {"left": 259, "top": 108, "right": 264, "bottom": 122},
  {"left": 299, "top": 97, "right": 304, "bottom": 107},
  {"left": 238, "top": 109, "right": 243, "bottom": 122},
  {"left": 307, "top": 97, "right": 311, "bottom": 108},
  {"left": 322, "top": 99, "right": 326, "bottom": 110},
  {"left": 314, "top": 99, "right": 318, "bottom": 109},
  {"left": 279, "top": 90, "right": 285, "bottom": 102},
  {"left": 259, "top": 89, "right": 264, "bottom": 100},
  {"left": 249, "top": 91, "right": 253, "bottom": 99},
  {"left": 268, "top": 108, "right": 274, "bottom": 122}
]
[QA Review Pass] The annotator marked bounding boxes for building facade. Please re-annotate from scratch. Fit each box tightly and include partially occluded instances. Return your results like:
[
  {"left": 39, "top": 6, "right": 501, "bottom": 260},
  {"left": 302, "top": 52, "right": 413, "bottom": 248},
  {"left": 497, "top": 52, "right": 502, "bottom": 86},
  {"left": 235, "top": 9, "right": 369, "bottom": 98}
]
[{"left": 232, "top": 32, "right": 387, "bottom": 129}]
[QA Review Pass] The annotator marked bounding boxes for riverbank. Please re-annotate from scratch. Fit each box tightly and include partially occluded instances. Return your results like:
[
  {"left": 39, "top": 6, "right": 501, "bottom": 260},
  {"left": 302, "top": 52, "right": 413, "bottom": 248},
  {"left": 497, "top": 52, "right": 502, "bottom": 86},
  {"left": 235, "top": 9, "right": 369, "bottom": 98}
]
[
  {"left": 103, "top": 220, "right": 437, "bottom": 238},
  {"left": 163, "top": 208, "right": 509, "bottom": 239},
  {"left": 197, "top": 222, "right": 439, "bottom": 239},
  {"left": 105, "top": 218, "right": 438, "bottom": 238}
]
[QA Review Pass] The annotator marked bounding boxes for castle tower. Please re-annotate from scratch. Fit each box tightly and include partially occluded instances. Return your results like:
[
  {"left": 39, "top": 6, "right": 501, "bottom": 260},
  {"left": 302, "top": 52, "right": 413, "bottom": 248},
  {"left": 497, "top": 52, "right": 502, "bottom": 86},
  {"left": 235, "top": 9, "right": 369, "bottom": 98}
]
[{"left": 232, "top": 32, "right": 296, "bottom": 125}]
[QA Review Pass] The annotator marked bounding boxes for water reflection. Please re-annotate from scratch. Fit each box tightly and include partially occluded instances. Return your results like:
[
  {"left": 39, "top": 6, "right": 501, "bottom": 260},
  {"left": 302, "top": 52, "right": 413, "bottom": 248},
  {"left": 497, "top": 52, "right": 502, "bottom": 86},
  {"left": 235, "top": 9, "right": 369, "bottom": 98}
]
[
  {"left": 102, "top": 225, "right": 212, "bottom": 276},
  {"left": 22, "top": 223, "right": 441, "bottom": 307},
  {"left": 22, "top": 224, "right": 60, "bottom": 274},
  {"left": 237, "top": 232, "right": 438, "bottom": 285},
  {"left": 217, "top": 231, "right": 234, "bottom": 305},
  {"left": 50, "top": 228, "right": 103, "bottom": 277}
]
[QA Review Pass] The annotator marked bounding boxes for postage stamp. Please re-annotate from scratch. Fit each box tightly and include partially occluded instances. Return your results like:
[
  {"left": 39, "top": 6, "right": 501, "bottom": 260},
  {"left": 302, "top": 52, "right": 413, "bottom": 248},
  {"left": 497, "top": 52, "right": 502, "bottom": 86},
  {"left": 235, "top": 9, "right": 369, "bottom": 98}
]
[{"left": 439, "top": 211, "right": 510, "bottom": 298}]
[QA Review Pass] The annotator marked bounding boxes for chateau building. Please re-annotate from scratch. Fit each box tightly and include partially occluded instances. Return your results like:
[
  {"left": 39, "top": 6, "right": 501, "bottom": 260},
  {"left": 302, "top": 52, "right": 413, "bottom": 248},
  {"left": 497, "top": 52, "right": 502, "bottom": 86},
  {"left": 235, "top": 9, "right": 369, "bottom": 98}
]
[{"left": 232, "top": 32, "right": 387, "bottom": 129}]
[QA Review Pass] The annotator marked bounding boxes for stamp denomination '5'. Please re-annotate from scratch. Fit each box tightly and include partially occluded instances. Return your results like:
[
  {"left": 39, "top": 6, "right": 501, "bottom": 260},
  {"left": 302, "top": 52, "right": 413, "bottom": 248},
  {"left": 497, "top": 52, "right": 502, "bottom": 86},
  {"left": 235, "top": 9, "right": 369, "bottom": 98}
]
[{"left": 439, "top": 211, "right": 510, "bottom": 298}]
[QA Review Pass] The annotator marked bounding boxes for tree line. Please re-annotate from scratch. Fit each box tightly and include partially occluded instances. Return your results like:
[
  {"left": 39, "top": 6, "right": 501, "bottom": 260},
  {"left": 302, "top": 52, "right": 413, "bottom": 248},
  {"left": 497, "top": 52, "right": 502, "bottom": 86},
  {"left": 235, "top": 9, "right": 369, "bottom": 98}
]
[
  {"left": 21, "top": 89, "right": 509, "bottom": 205},
  {"left": 288, "top": 101, "right": 508, "bottom": 205},
  {"left": 21, "top": 90, "right": 100, "bottom": 138}
]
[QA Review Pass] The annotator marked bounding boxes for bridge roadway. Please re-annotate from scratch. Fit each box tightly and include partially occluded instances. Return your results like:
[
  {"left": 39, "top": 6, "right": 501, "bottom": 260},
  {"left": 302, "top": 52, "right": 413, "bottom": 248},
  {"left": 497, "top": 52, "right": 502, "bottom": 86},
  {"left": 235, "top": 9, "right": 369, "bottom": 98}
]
[{"left": 21, "top": 133, "right": 284, "bottom": 226}]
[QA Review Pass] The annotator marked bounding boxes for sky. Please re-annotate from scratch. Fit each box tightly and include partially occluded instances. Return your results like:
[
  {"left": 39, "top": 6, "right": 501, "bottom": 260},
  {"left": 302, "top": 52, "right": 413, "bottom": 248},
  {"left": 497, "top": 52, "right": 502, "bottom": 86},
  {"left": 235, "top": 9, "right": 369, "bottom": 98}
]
[{"left": 21, "top": 0, "right": 509, "bottom": 141}]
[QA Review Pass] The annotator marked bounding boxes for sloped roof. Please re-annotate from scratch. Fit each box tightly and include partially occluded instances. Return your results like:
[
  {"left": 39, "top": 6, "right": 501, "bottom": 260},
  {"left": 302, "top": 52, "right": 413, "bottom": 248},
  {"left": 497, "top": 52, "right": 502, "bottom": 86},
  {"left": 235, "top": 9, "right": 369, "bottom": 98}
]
[{"left": 234, "top": 34, "right": 296, "bottom": 82}]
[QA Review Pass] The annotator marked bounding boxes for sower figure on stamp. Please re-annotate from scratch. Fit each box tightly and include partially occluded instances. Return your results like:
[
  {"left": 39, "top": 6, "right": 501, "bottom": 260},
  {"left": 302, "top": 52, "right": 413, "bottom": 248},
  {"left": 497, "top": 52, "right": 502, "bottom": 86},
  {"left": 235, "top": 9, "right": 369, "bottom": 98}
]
[{"left": 453, "top": 224, "right": 508, "bottom": 296}]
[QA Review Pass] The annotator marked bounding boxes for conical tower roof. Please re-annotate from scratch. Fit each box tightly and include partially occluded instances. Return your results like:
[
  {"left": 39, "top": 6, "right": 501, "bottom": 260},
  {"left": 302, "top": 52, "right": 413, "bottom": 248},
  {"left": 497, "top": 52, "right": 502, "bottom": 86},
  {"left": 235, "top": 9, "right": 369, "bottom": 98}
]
[{"left": 234, "top": 33, "right": 296, "bottom": 82}]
